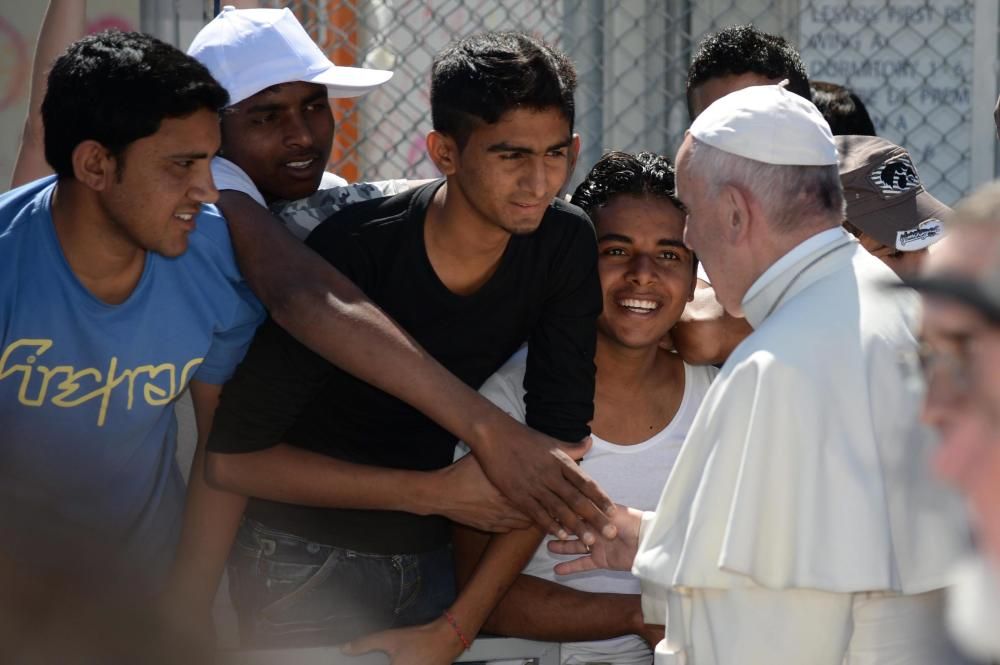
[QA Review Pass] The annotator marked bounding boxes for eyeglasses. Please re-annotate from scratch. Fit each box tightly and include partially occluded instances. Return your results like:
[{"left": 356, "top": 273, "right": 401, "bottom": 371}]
[{"left": 919, "top": 340, "right": 971, "bottom": 383}]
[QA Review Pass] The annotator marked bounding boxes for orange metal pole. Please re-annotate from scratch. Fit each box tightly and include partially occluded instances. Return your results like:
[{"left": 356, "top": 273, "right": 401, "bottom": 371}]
[{"left": 325, "top": 0, "right": 360, "bottom": 183}]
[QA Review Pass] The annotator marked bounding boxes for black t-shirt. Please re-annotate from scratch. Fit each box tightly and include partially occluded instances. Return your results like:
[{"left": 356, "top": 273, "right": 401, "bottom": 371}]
[{"left": 208, "top": 180, "right": 600, "bottom": 553}]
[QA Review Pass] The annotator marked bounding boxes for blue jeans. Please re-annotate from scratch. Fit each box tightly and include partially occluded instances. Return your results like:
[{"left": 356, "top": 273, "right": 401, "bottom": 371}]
[{"left": 228, "top": 519, "right": 457, "bottom": 648}]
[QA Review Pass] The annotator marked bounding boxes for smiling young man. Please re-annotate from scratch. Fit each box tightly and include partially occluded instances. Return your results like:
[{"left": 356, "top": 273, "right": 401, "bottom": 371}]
[
  {"left": 0, "top": 31, "right": 263, "bottom": 596},
  {"left": 201, "top": 31, "right": 601, "bottom": 648},
  {"left": 186, "top": 7, "right": 407, "bottom": 240}
]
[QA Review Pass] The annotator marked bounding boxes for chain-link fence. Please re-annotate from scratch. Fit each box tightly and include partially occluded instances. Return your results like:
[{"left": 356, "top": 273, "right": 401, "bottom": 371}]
[{"left": 254, "top": 0, "right": 990, "bottom": 205}]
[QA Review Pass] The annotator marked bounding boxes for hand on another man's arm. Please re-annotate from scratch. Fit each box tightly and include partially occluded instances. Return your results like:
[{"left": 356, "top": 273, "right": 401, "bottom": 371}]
[{"left": 217, "top": 190, "right": 616, "bottom": 539}]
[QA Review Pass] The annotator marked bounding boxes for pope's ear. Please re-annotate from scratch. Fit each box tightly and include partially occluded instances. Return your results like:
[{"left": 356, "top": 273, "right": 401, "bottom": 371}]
[
  {"left": 719, "top": 183, "right": 752, "bottom": 243},
  {"left": 426, "top": 131, "right": 459, "bottom": 176}
]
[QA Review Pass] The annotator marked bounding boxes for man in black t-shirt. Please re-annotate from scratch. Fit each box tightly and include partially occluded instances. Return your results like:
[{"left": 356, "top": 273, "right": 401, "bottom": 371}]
[{"left": 205, "top": 31, "right": 601, "bottom": 649}]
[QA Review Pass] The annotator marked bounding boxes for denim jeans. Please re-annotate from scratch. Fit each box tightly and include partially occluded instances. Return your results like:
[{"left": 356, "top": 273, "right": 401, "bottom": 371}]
[{"left": 228, "top": 518, "right": 457, "bottom": 648}]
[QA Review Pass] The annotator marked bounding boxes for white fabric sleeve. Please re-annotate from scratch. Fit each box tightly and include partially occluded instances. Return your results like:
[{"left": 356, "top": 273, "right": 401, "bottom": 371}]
[
  {"left": 636, "top": 510, "right": 668, "bottom": 626},
  {"left": 318, "top": 171, "right": 349, "bottom": 189},
  {"left": 366, "top": 179, "right": 411, "bottom": 196},
  {"left": 211, "top": 157, "right": 266, "bottom": 206}
]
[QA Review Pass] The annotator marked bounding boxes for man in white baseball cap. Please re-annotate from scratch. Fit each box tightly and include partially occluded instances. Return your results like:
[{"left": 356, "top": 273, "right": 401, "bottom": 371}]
[
  {"left": 187, "top": 6, "right": 405, "bottom": 235},
  {"left": 189, "top": 6, "right": 392, "bottom": 107},
  {"left": 548, "top": 84, "right": 971, "bottom": 664}
]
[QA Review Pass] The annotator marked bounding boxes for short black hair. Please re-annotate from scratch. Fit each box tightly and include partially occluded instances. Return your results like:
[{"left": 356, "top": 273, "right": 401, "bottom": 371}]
[
  {"left": 810, "top": 80, "right": 877, "bottom": 136},
  {"left": 431, "top": 31, "right": 576, "bottom": 149},
  {"left": 42, "top": 30, "right": 229, "bottom": 179},
  {"left": 687, "top": 24, "right": 811, "bottom": 119},
  {"left": 572, "top": 151, "right": 696, "bottom": 274},
  {"left": 572, "top": 151, "right": 680, "bottom": 214}
]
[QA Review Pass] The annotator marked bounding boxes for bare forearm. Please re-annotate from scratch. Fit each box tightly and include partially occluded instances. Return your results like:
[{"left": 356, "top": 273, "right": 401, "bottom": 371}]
[
  {"left": 167, "top": 381, "right": 244, "bottom": 612},
  {"left": 206, "top": 444, "right": 440, "bottom": 515},
  {"left": 11, "top": 0, "right": 86, "bottom": 188},
  {"left": 447, "top": 527, "right": 546, "bottom": 641},
  {"left": 218, "top": 192, "right": 614, "bottom": 538},
  {"left": 219, "top": 192, "right": 508, "bottom": 449},
  {"left": 168, "top": 443, "right": 247, "bottom": 610},
  {"left": 672, "top": 280, "right": 752, "bottom": 365},
  {"left": 485, "top": 577, "right": 641, "bottom": 642},
  {"left": 456, "top": 522, "right": 643, "bottom": 642}
]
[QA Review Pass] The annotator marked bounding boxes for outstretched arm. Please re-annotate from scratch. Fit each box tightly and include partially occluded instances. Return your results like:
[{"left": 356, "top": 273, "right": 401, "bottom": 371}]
[
  {"left": 547, "top": 505, "right": 645, "bottom": 575},
  {"left": 11, "top": 0, "right": 86, "bottom": 188},
  {"left": 454, "top": 521, "right": 662, "bottom": 647},
  {"left": 344, "top": 524, "right": 547, "bottom": 665},
  {"left": 206, "top": 445, "right": 529, "bottom": 533},
  {"left": 486, "top": 576, "right": 661, "bottom": 647},
  {"left": 670, "top": 280, "right": 752, "bottom": 365},
  {"left": 342, "top": 448, "right": 612, "bottom": 665},
  {"left": 217, "top": 191, "right": 614, "bottom": 539}
]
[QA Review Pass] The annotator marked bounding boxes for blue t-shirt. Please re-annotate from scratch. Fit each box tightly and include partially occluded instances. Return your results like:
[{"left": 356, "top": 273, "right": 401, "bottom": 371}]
[{"left": 0, "top": 177, "right": 264, "bottom": 586}]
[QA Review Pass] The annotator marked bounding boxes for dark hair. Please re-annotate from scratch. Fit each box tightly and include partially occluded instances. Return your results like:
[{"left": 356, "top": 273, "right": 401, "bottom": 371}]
[
  {"left": 431, "top": 31, "right": 576, "bottom": 148},
  {"left": 687, "top": 24, "right": 811, "bottom": 119},
  {"left": 572, "top": 151, "right": 696, "bottom": 274},
  {"left": 810, "top": 80, "right": 877, "bottom": 136},
  {"left": 572, "top": 151, "right": 680, "bottom": 213},
  {"left": 42, "top": 30, "right": 229, "bottom": 179}
]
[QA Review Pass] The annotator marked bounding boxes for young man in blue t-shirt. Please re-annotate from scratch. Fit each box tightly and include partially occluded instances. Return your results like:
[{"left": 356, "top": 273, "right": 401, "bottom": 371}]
[{"left": 0, "top": 31, "right": 263, "bottom": 595}]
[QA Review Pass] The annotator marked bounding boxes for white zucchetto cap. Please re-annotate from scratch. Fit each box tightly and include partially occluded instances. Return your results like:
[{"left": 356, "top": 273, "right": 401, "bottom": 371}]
[{"left": 689, "top": 83, "right": 838, "bottom": 166}]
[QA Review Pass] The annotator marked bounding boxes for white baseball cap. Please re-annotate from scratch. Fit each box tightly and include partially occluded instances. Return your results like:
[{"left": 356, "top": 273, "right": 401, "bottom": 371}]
[
  {"left": 689, "top": 82, "right": 837, "bottom": 166},
  {"left": 187, "top": 6, "right": 393, "bottom": 106}
]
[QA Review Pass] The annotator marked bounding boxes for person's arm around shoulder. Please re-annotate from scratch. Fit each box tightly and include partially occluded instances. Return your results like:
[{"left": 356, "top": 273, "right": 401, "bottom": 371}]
[
  {"left": 670, "top": 279, "right": 752, "bottom": 365},
  {"left": 215, "top": 190, "right": 614, "bottom": 538}
]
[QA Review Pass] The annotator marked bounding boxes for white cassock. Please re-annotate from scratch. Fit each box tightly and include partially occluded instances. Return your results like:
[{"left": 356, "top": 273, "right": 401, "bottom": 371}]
[
  {"left": 633, "top": 228, "right": 972, "bottom": 665},
  {"left": 947, "top": 556, "right": 1000, "bottom": 661}
]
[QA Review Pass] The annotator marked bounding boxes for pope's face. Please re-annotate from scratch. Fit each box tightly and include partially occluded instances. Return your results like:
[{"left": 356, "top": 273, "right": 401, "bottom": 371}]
[{"left": 676, "top": 135, "right": 745, "bottom": 316}]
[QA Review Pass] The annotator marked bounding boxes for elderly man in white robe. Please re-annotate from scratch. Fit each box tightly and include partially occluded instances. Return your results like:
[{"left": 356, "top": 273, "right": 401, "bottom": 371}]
[{"left": 549, "top": 84, "right": 970, "bottom": 664}]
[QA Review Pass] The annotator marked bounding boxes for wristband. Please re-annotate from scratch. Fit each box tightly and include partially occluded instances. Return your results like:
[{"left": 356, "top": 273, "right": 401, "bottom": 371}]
[{"left": 443, "top": 610, "right": 471, "bottom": 650}]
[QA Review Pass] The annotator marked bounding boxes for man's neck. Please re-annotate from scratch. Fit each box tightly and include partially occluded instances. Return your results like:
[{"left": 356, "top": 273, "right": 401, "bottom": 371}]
[
  {"left": 50, "top": 180, "right": 147, "bottom": 305},
  {"left": 591, "top": 336, "right": 686, "bottom": 445},
  {"left": 423, "top": 181, "right": 513, "bottom": 296},
  {"left": 745, "top": 219, "right": 840, "bottom": 293}
]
